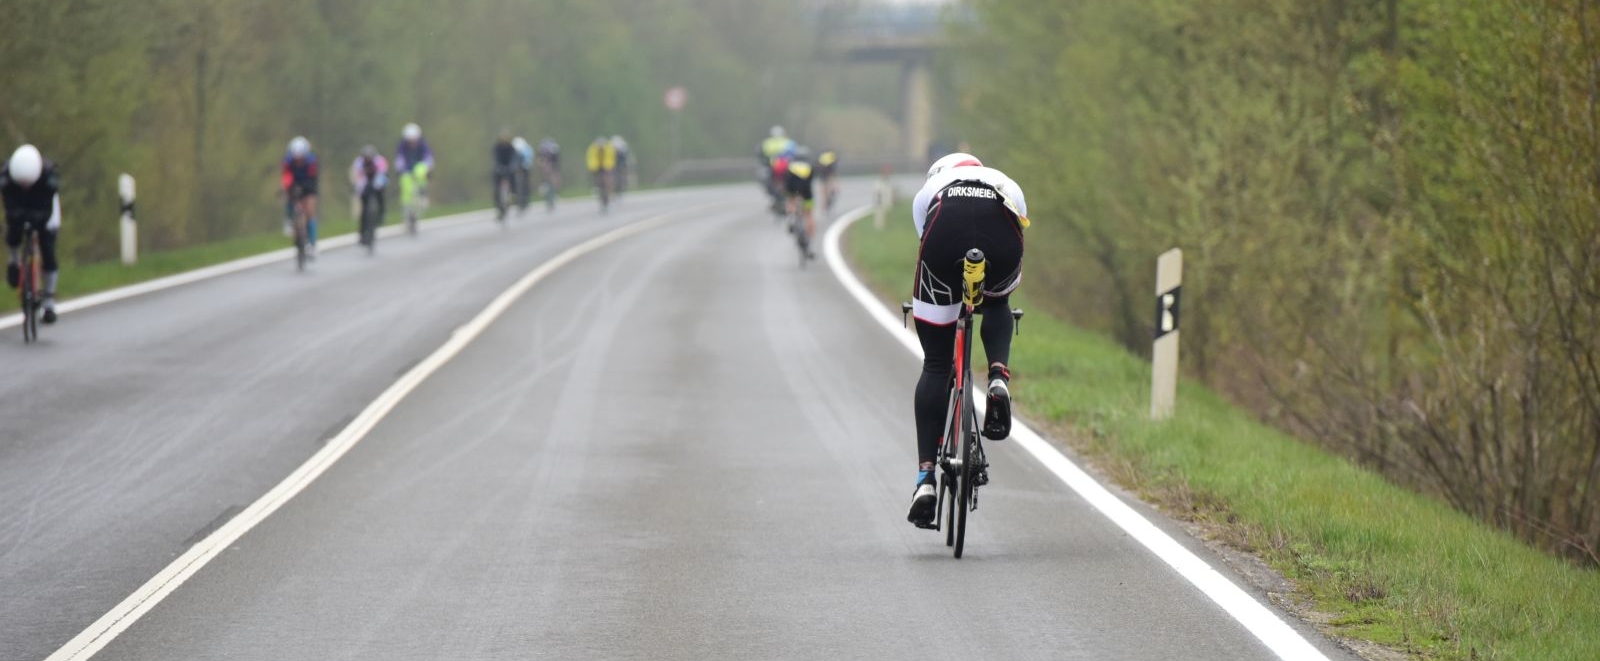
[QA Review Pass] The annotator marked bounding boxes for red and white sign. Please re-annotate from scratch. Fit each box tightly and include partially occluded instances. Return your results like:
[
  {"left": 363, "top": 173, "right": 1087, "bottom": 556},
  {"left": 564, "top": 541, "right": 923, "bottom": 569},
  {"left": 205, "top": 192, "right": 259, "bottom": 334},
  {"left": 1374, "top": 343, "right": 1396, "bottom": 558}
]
[{"left": 664, "top": 86, "right": 688, "bottom": 111}]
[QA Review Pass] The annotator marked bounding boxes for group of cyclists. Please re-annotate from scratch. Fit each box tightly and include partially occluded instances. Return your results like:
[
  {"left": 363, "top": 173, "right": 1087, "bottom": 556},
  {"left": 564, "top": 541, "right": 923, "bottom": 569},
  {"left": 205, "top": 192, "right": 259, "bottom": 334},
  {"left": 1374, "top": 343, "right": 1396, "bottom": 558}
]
[
  {"left": 282, "top": 123, "right": 436, "bottom": 258},
  {"left": 757, "top": 126, "right": 839, "bottom": 261},
  {"left": 284, "top": 124, "right": 621, "bottom": 257},
  {"left": 9, "top": 121, "right": 1032, "bottom": 539},
  {"left": 585, "top": 135, "right": 632, "bottom": 212}
]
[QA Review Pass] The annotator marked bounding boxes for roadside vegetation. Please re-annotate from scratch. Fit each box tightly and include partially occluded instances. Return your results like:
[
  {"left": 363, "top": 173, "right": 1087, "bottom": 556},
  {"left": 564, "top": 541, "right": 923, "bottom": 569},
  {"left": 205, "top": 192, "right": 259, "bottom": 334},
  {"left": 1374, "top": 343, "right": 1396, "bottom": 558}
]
[
  {"left": 0, "top": 0, "right": 837, "bottom": 269},
  {"left": 848, "top": 208, "right": 1600, "bottom": 660},
  {"left": 945, "top": 0, "right": 1600, "bottom": 568}
]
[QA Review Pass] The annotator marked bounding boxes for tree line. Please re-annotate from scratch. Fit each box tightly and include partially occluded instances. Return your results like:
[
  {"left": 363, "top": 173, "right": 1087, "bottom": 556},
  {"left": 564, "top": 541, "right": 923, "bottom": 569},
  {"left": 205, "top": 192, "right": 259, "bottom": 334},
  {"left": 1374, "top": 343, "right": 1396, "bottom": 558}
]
[
  {"left": 953, "top": 0, "right": 1600, "bottom": 564},
  {"left": 1, "top": 0, "right": 824, "bottom": 263}
]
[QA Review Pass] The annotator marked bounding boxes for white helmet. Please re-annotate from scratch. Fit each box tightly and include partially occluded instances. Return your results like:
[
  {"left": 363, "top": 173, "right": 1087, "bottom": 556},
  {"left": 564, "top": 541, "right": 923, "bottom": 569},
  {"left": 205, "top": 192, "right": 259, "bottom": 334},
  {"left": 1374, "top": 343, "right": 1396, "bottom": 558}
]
[
  {"left": 770, "top": 125, "right": 785, "bottom": 138},
  {"left": 288, "top": 136, "right": 311, "bottom": 158},
  {"left": 403, "top": 123, "right": 422, "bottom": 141},
  {"left": 926, "top": 152, "right": 982, "bottom": 180},
  {"left": 8, "top": 145, "right": 43, "bottom": 188},
  {"left": 512, "top": 136, "right": 529, "bottom": 151}
]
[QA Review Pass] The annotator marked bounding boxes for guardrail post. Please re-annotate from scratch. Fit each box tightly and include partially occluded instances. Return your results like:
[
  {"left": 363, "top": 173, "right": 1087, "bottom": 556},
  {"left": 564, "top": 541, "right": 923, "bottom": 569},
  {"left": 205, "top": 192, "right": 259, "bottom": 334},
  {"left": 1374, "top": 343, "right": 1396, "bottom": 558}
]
[
  {"left": 119, "top": 174, "right": 137, "bottom": 265},
  {"left": 1151, "top": 248, "right": 1182, "bottom": 419}
]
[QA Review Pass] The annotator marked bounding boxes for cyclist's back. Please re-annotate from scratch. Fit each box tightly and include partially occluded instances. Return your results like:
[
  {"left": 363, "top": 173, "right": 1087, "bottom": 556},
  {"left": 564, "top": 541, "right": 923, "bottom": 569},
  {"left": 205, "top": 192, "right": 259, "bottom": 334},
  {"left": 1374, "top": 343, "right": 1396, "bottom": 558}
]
[{"left": 586, "top": 138, "right": 616, "bottom": 173}]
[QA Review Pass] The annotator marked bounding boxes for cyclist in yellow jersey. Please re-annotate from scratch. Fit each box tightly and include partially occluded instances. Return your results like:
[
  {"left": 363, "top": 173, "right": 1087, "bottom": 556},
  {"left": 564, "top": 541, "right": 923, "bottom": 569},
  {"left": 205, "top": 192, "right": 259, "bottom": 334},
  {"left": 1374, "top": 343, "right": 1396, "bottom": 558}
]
[
  {"left": 586, "top": 137, "right": 617, "bottom": 209},
  {"left": 784, "top": 146, "right": 817, "bottom": 259}
]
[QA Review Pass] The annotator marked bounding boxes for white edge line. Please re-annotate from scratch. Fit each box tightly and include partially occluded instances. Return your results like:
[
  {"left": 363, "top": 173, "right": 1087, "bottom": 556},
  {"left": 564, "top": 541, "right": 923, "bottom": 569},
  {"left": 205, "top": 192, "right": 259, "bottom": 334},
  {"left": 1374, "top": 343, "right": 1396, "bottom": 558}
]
[
  {"left": 822, "top": 206, "right": 1333, "bottom": 661},
  {"left": 0, "top": 209, "right": 488, "bottom": 330},
  {"left": 44, "top": 206, "right": 706, "bottom": 661}
]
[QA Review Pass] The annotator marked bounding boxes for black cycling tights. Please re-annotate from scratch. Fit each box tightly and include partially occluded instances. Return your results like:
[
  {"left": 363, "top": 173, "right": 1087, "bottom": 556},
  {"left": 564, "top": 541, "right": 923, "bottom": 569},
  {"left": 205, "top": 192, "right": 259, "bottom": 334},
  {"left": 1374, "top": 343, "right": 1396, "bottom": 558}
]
[{"left": 913, "top": 296, "right": 1013, "bottom": 465}]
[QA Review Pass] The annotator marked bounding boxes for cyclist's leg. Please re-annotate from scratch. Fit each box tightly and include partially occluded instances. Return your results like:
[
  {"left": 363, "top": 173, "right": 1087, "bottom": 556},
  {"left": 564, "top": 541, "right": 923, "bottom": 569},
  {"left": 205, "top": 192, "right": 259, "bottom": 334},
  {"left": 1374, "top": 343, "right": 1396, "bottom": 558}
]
[
  {"left": 4, "top": 218, "right": 20, "bottom": 287},
  {"left": 293, "top": 196, "right": 310, "bottom": 244},
  {"left": 974, "top": 209, "right": 1024, "bottom": 369},
  {"left": 803, "top": 196, "right": 816, "bottom": 238},
  {"left": 913, "top": 319, "right": 958, "bottom": 466},
  {"left": 39, "top": 228, "right": 59, "bottom": 319},
  {"left": 975, "top": 205, "right": 1025, "bottom": 438},
  {"left": 302, "top": 193, "right": 320, "bottom": 248}
]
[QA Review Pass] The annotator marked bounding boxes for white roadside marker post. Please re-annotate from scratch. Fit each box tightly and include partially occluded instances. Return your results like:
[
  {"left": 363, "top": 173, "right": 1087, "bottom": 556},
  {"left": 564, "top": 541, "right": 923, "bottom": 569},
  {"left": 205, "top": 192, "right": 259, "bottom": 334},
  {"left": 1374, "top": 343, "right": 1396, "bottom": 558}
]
[
  {"left": 118, "top": 174, "right": 137, "bottom": 265},
  {"left": 1151, "top": 248, "right": 1182, "bottom": 419}
]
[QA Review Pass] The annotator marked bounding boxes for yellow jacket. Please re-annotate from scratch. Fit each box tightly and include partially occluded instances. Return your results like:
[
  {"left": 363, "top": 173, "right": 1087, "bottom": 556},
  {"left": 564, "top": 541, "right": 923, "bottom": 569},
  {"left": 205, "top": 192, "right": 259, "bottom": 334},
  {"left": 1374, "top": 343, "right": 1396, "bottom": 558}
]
[{"left": 586, "top": 142, "right": 617, "bottom": 171}]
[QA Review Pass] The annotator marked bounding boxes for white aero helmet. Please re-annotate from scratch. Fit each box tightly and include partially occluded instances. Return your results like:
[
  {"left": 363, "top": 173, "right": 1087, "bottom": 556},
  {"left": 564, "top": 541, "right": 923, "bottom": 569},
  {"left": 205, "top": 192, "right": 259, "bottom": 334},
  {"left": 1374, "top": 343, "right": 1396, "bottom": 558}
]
[
  {"left": 8, "top": 145, "right": 43, "bottom": 188},
  {"left": 512, "top": 136, "right": 529, "bottom": 151},
  {"left": 770, "top": 125, "right": 785, "bottom": 138},
  {"left": 288, "top": 136, "right": 311, "bottom": 158},
  {"left": 403, "top": 122, "right": 422, "bottom": 141},
  {"left": 926, "top": 152, "right": 982, "bottom": 180}
]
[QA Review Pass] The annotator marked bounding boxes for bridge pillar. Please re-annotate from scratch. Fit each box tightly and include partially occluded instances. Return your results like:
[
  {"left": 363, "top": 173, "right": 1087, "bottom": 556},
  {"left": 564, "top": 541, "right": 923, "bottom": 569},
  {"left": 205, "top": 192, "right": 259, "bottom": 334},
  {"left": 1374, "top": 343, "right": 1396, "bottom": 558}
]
[{"left": 902, "top": 60, "right": 934, "bottom": 164}]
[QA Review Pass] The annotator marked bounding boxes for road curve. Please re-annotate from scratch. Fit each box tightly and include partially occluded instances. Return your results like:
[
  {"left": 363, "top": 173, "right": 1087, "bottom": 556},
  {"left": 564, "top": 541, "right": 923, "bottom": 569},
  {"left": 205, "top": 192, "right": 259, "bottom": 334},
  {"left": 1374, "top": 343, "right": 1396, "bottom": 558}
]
[{"left": 1, "top": 183, "right": 1357, "bottom": 661}]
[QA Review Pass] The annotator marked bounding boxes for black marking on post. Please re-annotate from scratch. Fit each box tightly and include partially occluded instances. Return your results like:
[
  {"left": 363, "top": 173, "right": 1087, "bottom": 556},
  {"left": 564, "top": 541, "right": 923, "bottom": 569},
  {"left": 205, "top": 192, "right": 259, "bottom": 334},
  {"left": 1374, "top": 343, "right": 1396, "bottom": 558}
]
[{"left": 1154, "top": 286, "right": 1181, "bottom": 339}]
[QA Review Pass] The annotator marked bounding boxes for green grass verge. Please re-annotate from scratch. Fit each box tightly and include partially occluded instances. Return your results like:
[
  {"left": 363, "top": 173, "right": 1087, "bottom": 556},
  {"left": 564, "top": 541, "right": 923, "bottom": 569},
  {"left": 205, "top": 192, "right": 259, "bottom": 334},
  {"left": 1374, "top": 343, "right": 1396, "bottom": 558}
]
[
  {"left": 846, "top": 204, "right": 1600, "bottom": 661},
  {"left": 0, "top": 201, "right": 484, "bottom": 315}
]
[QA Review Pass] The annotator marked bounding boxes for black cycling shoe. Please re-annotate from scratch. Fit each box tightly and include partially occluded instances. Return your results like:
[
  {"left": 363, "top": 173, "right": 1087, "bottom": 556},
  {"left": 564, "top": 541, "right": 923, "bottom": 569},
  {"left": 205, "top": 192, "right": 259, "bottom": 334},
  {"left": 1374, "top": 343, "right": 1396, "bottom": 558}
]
[
  {"left": 41, "top": 305, "right": 57, "bottom": 325},
  {"left": 5, "top": 263, "right": 17, "bottom": 289},
  {"left": 983, "top": 365, "right": 1012, "bottom": 440}
]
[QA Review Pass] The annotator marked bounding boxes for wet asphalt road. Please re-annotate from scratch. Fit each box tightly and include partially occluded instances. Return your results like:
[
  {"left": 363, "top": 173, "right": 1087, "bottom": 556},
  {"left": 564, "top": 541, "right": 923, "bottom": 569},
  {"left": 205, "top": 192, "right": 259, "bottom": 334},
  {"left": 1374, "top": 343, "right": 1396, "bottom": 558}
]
[{"left": 0, "top": 184, "right": 1355, "bottom": 660}]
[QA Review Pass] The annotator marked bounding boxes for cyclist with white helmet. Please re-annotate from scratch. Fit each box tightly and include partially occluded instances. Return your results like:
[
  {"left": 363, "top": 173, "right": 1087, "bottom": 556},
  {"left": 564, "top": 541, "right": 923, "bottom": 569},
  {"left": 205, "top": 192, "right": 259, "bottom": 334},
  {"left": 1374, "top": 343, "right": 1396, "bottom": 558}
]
[
  {"left": 2, "top": 145, "right": 63, "bottom": 323},
  {"left": 904, "top": 152, "right": 1030, "bottom": 528},
  {"left": 394, "top": 122, "right": 434, "bottom": 232},
  {"left": 281, "top": 136, "right": 320, "bottom": 256}
]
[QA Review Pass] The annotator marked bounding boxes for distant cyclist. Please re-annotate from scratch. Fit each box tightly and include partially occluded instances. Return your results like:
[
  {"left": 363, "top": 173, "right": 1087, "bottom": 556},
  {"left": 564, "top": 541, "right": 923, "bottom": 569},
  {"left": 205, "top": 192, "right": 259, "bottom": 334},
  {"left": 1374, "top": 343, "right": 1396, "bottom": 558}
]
[
  {"left": 783, "top": 146, "right": 816, "bottom": 259},
  {"left": 610, "top": 135, "right": 630, "bottom": 197},
  {"left": 512, "top": 136, "right": 535, "bottom": 209},
  {"left": 393, "top": 122, "right": 434, "bottom": 229},
  {"left": 492, "top": 131, "right": 518, "bottom": 219},
  {"left": 905, "top": 152, "right": 1029, "bottom": 528},
  {"left": 816, "top": 149, "right": 839, "bottom": 210},
  {"left": 537, "top": 137, "right": 562, "bottom": 209},
  {"left": 585, "top": 136, "right": 616, "bottom": 207},
  {"left": 281, "top": 136, "right": 320, "bottom": 257},
  {"left": 2, "top": 145, "right": 62, "bottom": 323},
  {"left": 759, "top": 126, "right": 795, "bottom": 211},
  {"left": 349, "top": 145, "right": 388, "bottom": 248}
]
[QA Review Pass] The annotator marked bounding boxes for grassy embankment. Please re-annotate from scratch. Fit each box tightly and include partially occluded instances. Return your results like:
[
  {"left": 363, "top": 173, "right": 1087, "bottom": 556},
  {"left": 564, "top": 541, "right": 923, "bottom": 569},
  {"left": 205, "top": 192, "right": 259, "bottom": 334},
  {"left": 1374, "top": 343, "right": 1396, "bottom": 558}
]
[
  {"left": 0, "top": 200, "right": 488, "bottom": 315},
  {"left": 845, "top": 205, "right": 1600, "bottom": 661}
]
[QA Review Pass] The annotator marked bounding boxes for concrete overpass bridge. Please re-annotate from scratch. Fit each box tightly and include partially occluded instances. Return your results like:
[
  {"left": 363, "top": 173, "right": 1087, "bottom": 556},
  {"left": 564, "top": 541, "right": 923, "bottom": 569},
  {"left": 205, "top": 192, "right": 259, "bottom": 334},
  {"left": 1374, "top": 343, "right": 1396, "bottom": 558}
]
[{"left": 819, "top": 1, "right": 961, "bottom": 163}]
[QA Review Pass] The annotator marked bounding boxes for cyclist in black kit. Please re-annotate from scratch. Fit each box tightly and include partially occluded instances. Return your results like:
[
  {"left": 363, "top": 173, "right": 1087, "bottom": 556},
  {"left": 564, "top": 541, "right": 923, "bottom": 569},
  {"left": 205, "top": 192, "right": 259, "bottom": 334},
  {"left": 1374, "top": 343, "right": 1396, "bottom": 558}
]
[{"left": 904, "top": 152, "right": 1030, "bottom": 528}]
